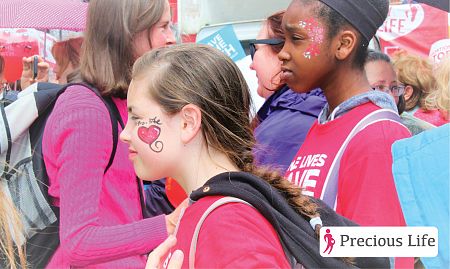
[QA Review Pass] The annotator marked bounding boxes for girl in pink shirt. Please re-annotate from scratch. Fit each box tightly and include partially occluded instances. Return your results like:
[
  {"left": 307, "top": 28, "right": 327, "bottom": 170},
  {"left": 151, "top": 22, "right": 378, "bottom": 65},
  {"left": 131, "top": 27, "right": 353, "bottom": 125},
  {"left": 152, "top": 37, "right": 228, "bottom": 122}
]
[{"left": 42, "top": 0, "right": 180, "bottom": 267}]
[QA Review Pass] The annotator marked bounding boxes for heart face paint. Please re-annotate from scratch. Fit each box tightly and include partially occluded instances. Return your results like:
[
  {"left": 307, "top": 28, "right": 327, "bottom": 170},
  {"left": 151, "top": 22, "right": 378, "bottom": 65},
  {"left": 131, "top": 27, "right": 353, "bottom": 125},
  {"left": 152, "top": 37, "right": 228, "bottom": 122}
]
[
  {"left": 138, "top": 125, "right": 160, "bottom": 144},
  {"left": 137, "top": 117, "right": 164, "bottom": 152},
  {"left": 299, "top": 18, "right": 324, "bottom": 59}
]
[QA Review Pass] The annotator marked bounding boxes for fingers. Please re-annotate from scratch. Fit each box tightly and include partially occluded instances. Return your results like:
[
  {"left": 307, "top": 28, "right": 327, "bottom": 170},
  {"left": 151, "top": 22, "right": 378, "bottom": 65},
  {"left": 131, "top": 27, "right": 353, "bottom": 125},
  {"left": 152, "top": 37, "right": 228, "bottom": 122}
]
[
  {"left": 21, "top": 56, "right": 34, "bottom": 89},
  {"left": 167, "top": 250, "right": 184, "bottom": 269},
  {"left": 37, "top": 62, "right": 49, "bottom": 82},
  {"left": 166, "top": 202, "right": 187, "bottom": 235},
  {"left": 146, "top": 235, "right": 177, "bottom": 269},
  {"left": 153, "top": 235, "right": 177, "bottom": 258},
  {"left": 38, "top": 61, "right": 49, "bottom": 70},
  {"left": 22, "top": 56, "right": 32, "bottom": 71},
  {"left": 21, "top": 56, "right": 50, "bottom": 86}
]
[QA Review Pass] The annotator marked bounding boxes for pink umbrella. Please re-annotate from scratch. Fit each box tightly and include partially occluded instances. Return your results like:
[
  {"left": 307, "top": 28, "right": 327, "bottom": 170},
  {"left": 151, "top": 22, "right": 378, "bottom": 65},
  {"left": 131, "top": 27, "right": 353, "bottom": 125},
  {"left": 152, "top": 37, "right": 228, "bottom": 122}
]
[{"left": 0, "top": 0, "right": 88, "bottom": 31}]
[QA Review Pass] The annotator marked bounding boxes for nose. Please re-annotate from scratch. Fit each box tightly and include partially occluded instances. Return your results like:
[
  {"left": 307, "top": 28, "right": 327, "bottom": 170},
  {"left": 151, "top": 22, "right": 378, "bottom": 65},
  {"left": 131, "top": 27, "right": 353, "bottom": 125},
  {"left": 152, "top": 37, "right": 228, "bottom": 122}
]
[
  {"left": 278, "top": 45, "right": 290, "bottom": 62},
  {"left": 166, "top": 26, "right": 176, "bottom": 45},
  {"left": 249, "top": 60, "right": 255, "bottom": 71},
  {"left": 119, "top": 123, "right": 131, "bottom": 144}
]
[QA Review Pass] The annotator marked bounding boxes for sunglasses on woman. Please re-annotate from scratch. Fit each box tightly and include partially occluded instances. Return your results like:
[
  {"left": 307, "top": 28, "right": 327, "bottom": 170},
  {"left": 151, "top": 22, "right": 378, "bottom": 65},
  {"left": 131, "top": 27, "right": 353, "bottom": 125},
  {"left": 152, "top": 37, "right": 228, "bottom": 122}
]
[{"left": 248, "top": 39, "right": 284, "bottom": 60}]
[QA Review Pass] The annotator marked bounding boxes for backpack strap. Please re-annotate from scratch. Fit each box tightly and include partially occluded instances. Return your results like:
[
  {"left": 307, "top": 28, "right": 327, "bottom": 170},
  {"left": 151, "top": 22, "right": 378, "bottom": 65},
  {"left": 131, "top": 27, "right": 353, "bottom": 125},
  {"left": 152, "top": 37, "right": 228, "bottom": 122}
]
[
  {"left": 103, "top": 97, "right": 124, "bottom": 172},
  {"left": 189, "top": 197, "right": 252, "bottom": 269},
  {"left": 321, "top": 109, "right": 406, "bottom": 209},
  {"left": 59, "top": 83, "right": 123, "bottom": 174}
]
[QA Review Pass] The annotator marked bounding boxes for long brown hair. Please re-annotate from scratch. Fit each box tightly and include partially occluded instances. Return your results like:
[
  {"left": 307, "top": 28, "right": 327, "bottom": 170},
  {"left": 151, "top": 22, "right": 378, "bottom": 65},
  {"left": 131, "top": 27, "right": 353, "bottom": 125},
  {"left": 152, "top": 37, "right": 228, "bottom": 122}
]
[
  {"left": 133, "top": 43, "right": 319, "bottom": 223},
  {"left": 0, "top": 187, "right": 26, "bottom": 269},
  {"left": 80, "top": 0, "right": 166, "bottom": 98}
]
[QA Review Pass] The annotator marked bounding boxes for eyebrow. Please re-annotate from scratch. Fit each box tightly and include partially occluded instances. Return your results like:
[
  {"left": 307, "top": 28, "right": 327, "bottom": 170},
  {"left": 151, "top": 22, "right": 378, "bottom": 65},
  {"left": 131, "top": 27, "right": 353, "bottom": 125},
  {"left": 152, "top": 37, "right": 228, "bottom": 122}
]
[
  {"left": 374, "top": 80, "right": 387, "bottom": 84},
  {"left": 285, "top": 23, "right": 302, "bottom": 33},
  {"left": 159, "top": 19, "right": 170, "bottom": 25}
]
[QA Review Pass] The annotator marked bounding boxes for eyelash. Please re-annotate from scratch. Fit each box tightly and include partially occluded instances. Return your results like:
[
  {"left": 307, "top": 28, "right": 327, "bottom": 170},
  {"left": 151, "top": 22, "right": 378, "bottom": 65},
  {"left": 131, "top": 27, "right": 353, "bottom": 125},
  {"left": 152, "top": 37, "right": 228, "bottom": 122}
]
[
  {"left": 292, "top": 35, "right": 305, "bottom": 41},
  {"left": 130, "top": 115, "right": 140, "bottom": 121}
]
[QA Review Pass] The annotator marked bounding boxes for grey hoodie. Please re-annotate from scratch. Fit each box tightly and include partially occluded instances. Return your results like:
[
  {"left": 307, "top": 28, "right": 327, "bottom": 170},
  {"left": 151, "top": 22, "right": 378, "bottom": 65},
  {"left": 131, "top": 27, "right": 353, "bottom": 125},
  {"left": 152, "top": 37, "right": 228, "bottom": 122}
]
[{"left": 318, "top": 90, "right": 398, "bottom": 124}]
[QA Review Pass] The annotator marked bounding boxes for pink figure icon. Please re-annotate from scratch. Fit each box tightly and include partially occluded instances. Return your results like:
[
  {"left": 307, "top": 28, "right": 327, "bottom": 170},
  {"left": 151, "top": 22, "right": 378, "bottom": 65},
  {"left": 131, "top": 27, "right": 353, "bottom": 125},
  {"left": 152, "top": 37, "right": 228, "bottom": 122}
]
[{"left": 323, "top": 229, "right": 335, "bottom": 254}]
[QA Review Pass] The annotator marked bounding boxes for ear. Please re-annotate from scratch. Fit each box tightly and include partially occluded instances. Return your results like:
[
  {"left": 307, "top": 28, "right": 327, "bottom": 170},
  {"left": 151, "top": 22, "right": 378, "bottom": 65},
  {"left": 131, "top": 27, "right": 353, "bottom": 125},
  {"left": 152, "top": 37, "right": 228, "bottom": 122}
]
[
  {"left": 403, "top": 85, "right": 413, "bottom": 101},
  {"left": 180, "top": 104, "right": 202, "bottom": 144},
  {"left": 334, "top": 30, "right": 358, "bottom": 61}
]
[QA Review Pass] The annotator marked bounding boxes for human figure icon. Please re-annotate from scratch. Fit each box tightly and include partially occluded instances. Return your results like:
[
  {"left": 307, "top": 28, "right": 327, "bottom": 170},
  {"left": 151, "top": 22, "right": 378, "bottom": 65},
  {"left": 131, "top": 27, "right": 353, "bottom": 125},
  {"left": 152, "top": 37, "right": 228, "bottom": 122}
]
[{"left": 323, "top": 229, "right": 335, "bottom": 254}]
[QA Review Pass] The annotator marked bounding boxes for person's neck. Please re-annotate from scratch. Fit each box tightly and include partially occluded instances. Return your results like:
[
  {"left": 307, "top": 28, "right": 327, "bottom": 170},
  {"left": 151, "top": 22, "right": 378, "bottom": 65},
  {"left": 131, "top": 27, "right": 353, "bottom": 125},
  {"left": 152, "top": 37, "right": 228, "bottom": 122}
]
[
  {"left": 176, "top": 143, "right": 240, "bottom": 195},
  {"left": 321, "top": 67, "right": 371, "bottom": 113}
]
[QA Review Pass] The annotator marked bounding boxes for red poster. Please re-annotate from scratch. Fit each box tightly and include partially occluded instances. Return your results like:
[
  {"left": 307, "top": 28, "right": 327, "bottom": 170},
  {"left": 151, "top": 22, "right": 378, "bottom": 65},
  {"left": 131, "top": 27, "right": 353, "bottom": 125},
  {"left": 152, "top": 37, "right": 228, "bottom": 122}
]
[
  {"left": 169, "top": 0, "right": 178, "bottom": 23},
  {"left": 377, "top": 4, "right": 449, "bottom": 58}
]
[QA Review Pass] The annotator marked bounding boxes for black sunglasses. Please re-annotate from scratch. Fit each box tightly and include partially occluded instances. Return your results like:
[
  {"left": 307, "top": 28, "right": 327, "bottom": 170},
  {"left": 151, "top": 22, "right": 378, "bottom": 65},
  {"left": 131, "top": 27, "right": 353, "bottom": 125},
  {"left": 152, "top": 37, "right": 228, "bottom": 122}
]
[{"left": 248, "top": 39, "right": 284, "bottom": 60}]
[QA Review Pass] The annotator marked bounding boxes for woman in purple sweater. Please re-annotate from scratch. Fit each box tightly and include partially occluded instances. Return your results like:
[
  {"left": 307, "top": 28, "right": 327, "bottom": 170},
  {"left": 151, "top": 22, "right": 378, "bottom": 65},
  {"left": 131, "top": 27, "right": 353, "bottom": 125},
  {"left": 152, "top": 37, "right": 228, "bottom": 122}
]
[{"left": 42, "top": 0, "right": 179, "bottom": 267}]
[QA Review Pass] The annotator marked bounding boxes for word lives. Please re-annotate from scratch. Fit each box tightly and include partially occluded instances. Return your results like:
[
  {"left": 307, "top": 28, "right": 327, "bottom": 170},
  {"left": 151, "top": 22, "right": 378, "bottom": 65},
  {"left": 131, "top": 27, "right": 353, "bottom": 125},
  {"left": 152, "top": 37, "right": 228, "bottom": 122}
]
[{"left": 286, "top": 154, "right": 327, "bottom": 196}]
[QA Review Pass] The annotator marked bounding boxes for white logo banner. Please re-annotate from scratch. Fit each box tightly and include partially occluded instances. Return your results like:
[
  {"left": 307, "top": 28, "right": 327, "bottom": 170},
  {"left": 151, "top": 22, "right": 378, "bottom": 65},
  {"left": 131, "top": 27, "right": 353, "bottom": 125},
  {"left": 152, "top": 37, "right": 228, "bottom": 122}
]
[{"left": 320, "top": 227, "right": 438, "bottom": 257}]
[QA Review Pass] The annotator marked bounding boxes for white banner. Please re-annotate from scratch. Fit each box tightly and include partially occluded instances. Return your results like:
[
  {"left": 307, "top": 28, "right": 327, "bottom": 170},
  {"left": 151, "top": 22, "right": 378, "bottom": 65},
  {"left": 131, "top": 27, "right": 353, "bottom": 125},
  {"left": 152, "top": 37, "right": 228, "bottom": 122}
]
[{"left": 320, "top": 227, "right": 438, "bottom": 257}]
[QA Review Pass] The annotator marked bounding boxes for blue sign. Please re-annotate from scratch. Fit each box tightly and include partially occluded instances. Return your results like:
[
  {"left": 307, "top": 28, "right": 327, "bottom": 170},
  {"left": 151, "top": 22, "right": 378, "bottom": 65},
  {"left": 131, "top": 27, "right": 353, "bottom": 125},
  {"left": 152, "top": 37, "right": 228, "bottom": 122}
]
[{"left": 197, "top": 25, "right": 246, "bottom": 62}]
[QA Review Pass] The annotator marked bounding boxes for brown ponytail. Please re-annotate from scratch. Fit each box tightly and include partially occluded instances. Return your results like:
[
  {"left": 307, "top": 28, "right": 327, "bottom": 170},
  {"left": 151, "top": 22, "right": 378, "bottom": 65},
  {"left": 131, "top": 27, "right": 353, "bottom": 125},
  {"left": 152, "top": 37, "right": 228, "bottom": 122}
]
[{"left": 239, "top": 151, "right": 322, "bottom": 239}]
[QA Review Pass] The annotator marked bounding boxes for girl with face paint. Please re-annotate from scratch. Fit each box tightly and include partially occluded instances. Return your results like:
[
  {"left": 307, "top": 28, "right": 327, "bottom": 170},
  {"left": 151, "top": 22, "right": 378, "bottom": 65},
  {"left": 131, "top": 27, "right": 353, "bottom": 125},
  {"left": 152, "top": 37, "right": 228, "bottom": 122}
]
[
  {"left": 121, "top": 43, "right": 389, "bottom": 269},
  {"left": 279, "top": 1, "right": 413, "bottom": 267}
]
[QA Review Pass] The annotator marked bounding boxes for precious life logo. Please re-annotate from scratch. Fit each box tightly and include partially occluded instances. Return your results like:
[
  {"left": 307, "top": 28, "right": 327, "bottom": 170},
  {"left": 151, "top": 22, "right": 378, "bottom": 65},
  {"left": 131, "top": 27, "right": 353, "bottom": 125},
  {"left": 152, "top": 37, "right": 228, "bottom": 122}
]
[{"left": 320, "top": 227, "right": 438, "bottom": 257}]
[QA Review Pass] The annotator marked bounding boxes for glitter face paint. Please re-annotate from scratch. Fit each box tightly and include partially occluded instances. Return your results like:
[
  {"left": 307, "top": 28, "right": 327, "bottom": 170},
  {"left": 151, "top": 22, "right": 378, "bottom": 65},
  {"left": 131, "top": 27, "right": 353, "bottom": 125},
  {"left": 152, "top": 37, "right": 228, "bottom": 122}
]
[{"left": 299, "top": 18, "right": 324, "bottom": 59}]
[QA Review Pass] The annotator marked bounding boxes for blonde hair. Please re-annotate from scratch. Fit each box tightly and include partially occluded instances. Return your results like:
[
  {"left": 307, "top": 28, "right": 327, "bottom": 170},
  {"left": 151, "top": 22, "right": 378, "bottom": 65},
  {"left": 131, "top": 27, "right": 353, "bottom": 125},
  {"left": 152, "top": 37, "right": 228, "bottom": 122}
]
[
  {"left": 392, "top": 51, "right": 436, "bottom": 111},
  {"left": 0, "top": 188, "right": 26, "bottom": 269},
  {"left": 425, "top": 57, "right": 450, "bottom": 113},
  {"left": 81, "top": 0, "right": 166, "bottom": 97},
  {"left": 133, "top": 43, "right": 319, "bottom": 226}
]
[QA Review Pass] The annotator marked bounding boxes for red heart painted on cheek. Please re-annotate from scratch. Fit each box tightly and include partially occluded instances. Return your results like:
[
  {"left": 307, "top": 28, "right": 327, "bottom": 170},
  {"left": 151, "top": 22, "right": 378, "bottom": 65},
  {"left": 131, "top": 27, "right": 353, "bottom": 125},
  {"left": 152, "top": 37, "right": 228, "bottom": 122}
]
[{"left": 138, "top": 125, "right": 161, "bottom": 145}]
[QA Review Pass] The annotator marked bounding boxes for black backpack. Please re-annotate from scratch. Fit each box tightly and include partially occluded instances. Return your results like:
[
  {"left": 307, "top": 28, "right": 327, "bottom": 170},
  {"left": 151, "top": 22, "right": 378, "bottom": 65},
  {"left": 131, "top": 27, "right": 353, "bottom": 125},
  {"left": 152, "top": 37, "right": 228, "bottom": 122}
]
[
  {"left": 0, "top": 82, "right": 131, "bottom": 268},
  {"left": 189, "top": 172, "right": 390, "bottom": 268}
]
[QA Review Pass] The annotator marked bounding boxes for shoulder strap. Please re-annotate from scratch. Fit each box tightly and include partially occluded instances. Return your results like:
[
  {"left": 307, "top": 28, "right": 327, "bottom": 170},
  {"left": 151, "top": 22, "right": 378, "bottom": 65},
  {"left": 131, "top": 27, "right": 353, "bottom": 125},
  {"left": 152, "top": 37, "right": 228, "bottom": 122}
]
[
  {"left": 321, "top": 109, "right": 406, "bottom": 209},
  {"left": 103, "top": 97, "right": 124, "bottom": 173},
  {"left": 189, "top": 197, "right": 252, "bottom": 269},
  {"left": 59, "top": 83, "right": 123, "bottom": 174}
]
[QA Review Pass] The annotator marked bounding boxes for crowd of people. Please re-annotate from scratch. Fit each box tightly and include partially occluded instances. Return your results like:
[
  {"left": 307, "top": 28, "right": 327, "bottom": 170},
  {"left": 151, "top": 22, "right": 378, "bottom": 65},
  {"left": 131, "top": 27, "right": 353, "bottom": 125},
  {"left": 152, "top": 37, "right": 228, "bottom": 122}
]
[{"left": 0, "top": 0, "right": 448, "bottom": 268}]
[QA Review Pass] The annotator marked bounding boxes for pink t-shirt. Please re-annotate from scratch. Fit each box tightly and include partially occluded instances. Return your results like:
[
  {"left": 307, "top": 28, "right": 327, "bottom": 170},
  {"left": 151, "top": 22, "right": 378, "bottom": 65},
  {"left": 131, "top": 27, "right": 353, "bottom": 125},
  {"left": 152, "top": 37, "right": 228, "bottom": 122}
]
[
  {"left": 414, "top": 108, "right": 449, "bottom": 127},
  {"left": 285, "top": 102, "right": 410, "bottom": 226},
  {"left": 285, "top": 102, "right": 413, "bottom": 268},
  {"left": 173, "top": 196, "right": 290, "bottom": 268},
  {"left": 43, "top": 85, "right": 167, "bottom": 268}
]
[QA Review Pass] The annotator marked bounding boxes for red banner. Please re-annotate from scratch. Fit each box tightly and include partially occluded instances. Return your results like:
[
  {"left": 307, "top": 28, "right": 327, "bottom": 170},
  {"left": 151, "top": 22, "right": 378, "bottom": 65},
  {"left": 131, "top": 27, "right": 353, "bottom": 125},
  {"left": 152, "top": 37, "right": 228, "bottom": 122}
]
[{"left": 377, "top": 3, "right": 449, "bottom": 61}]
